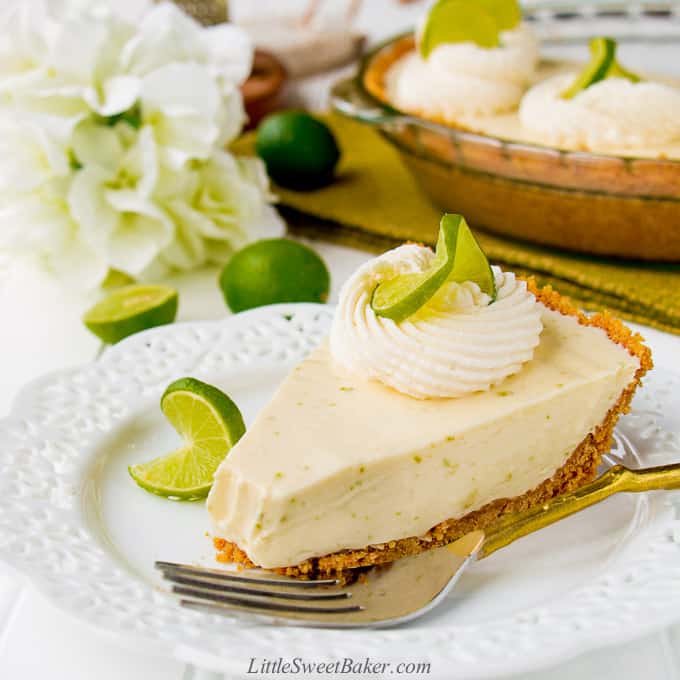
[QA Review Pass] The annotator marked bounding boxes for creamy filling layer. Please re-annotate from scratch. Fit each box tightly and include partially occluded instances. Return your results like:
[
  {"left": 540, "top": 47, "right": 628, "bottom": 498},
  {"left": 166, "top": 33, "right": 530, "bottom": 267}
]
[{"left": 208, "top": 307, "right": 639, "bottom": 569}]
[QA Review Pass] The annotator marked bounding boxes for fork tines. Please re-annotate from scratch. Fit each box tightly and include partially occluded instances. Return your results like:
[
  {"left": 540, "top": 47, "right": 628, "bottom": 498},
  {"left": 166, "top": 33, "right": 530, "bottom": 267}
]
[{"left": 155, "top": 561, "right": 363, "bottom": 616}]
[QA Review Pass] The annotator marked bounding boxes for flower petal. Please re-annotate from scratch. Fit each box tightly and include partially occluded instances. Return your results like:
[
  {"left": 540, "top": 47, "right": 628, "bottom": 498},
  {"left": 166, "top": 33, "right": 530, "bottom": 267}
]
[
  {"left": 67, "top": 165, "right": 118, "bottom": 251},
  {"left": 204, "top": 23, "right": 254, "bottom": 86},
  {"left": 107, "top": 211, "right": 174, "bottom": 275},
  {"left": 83, "top": 75, "right": 140, "bottom": 116},
  {"left": 120, "top": 4, "right": 204, "bottom": 77},
  {"left": 72, "top": 120, "right": 124, "bottom": 170},
  {"left": 141, "top": 63, "right": 223, "bottom": 166}
]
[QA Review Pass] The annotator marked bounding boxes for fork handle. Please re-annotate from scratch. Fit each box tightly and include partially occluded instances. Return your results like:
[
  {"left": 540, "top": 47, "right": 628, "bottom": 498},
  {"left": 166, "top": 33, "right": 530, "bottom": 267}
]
[{"left": 479, "top": 463, "right": 680, "bottom": 559}]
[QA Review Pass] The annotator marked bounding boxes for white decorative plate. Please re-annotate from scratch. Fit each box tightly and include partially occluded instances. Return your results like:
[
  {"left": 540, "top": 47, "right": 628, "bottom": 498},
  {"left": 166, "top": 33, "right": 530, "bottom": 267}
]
[{"left": 1, "top": 303, "right": 679, "bottom": 679}]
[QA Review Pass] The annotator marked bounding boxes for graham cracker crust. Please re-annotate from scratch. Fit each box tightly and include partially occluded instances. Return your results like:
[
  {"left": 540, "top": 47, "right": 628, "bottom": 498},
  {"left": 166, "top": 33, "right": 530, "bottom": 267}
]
[{"left": 214, "top": 281, "right": 653, "bottom": 578}]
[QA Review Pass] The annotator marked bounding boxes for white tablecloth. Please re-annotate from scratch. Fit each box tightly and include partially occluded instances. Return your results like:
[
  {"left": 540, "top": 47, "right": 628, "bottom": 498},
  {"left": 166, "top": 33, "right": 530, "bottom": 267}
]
[{"left": 2, "top": 1, "right": 680, "bottom": 678}]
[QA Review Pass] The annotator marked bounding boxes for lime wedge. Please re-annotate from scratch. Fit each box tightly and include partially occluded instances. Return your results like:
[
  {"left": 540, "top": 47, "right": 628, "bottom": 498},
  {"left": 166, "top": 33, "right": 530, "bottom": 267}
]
[
  {"left": 371, "top": 214, "right": 496, "bottom": 323},
  {"left": 476, "top": 0, "right": 522, "bottom": 31},
  {"left": 562, "top": 37, "right": 616, "bottom": 99},
  {"left": 606, "top": 59, "right": 641, "bottom": 83},
  {"left": 562, "top": 37, "right": 639, "bottom": 99},
  {"left": 129, "top": 377, "right": 246, "bottom": 500},
  {"left": 448, "top": 216, "right": 497, "bottom": 299},
  {"left": 83, "top": 284, "right": 178, "bottom": 344},
  {"left": 420, "top": 0, "right": 500, "bottom": 58}
]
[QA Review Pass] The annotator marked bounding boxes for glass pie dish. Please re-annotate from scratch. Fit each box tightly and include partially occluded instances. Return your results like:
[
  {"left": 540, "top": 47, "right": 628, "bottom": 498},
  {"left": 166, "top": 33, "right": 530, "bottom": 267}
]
[{"left": 331, "top": 3, "right": 680, "bottom": 262}]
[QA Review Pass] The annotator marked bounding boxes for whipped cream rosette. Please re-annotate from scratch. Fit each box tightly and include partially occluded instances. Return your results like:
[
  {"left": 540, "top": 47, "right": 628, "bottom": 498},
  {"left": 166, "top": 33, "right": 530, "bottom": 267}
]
[
  {"left": 519, "top": 37, "right": 680, "bottom": 152},
  {"left": 519, "top": 74, "right": 680, "bottom": 152},
  {"left": 330, "top": 244, "right": 543, "bottom": 399},
  {"left": 387, "top": 22, "right": 538, "bottom": 121}
]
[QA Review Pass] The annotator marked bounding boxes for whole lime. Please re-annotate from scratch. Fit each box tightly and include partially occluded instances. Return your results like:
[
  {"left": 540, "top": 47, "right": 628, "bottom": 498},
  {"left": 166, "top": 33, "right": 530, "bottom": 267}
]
[
  {"left": 220, "top": 239, "right": 330, "bottom": 313},
  {"left": 255, "top": 111, "right": 340, "bottom": 190}
]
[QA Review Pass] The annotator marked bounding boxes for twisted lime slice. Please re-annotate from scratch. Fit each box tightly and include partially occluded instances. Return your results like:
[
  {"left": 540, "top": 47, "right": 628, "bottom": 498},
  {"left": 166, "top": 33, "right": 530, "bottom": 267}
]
[
  {"left": 371, "top": 214, "right": 496, "bottom": 323},
  {"left": 562, "top": 37, "right": 640, "bottom": 99},
  {"left": 476, "top": 0, "right": 522, "bottom": 31},
  {"left": 83, "top": 284, "right": 178, "bottom": 344},
  {"left": 129, "top": 378, "right": 246, "bottom": 500},
  {"left": 606, "top": 60, "right": 641, "bottom": 83},
  {"left": 419, "top": 0, "right": 500, "bottom": 58}
]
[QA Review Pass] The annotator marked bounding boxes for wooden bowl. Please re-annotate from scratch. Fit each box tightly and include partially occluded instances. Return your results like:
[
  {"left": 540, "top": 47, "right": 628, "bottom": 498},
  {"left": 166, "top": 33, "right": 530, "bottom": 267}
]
[{"left": 241, "top": 50, "right": 287, "bottom": 129}]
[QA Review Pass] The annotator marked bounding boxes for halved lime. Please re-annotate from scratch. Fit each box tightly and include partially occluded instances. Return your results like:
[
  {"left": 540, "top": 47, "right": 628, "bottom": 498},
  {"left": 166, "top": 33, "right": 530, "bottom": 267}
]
[
  {"left": 371, "top": 214, "right": 496, "bottom": 323},
  {"left": 419, "top": 0, "right": 500, "bottom": 58},
  {"left": 83, "top": 284, "right": 178, "bottom": 344},
  {"left": 561, "top": 37, "right": 639, "bottom": 99},
  {"left": 129, "top": 377, "right": 246, "bottom": 500}
]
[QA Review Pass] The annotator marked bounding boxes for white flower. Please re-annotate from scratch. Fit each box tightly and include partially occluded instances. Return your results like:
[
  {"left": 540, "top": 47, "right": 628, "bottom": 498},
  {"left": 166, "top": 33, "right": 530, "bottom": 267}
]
[
  {"left": 140, "top": 63, "right": 227, "bottom": 169},
  {"left": 68, "top": 122, "right": 174, "bottom": 276},
  {"left": 156, "top": 152, "right": 283, "bottom": 272},
  {"left": 0, "top": 112, "right": 107, "bottom": 288},
  {"left": 0, "top": 175, "right": 107, "bottom": 288},
  {"left": 120, "top": 4, "right": 253, "bottom": 86},
  {"left": 0, "top": 112, "right": 76, "bottom": 192},
  {"left": 0, "top": 2, "right": 55, "bottom": 101},
  {"left": 0, "top": 1, "right": 282, "bottom": 288}
]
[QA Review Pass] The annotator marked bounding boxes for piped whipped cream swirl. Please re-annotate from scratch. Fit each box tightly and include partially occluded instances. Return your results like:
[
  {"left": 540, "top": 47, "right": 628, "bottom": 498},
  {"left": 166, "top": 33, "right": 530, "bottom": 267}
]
[
  {"left": 519, "top": 74, "right": 680, "bottom": 151},
  {"left": 386, "top": 23, "right": 538, "bottom": 121},
  {"left": 330, "top": 245, "right": 543, "bottom": 399}
]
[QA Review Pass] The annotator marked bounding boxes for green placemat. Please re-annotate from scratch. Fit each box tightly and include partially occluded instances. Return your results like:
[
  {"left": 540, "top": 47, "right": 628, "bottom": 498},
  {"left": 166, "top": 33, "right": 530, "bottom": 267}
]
[{"left": 234, "top": 113, "right": 680, "bottom": 335}]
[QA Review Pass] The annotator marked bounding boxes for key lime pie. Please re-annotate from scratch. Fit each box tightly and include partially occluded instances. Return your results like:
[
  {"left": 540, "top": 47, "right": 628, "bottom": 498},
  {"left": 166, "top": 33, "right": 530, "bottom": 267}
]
[
  {"left": 208, "top": 215, "right": 652, "bottom": 577},
  {"left": 354, "top": 0, "right": 680, "bottom": 260},
  {"left": 375, "top": 0, "right": 680, "bottom": 156}
]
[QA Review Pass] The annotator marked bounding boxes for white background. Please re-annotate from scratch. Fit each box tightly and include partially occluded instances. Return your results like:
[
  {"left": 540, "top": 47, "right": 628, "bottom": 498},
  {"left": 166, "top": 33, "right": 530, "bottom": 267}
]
[{"left": 1, "top": 1, "right": 680, "bottom": 678}]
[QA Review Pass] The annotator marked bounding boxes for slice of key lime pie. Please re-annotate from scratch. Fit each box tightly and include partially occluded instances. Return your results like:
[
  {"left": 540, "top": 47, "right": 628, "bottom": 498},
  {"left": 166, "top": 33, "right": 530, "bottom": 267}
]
[{"left": 208, "top": 215, "right": 651, "bottom": 577}]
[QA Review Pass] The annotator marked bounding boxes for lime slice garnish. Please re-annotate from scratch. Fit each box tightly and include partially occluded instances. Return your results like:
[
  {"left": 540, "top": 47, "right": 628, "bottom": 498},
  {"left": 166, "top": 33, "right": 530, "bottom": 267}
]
[
  {"left": 448, "top": 216, "right": 497, "bottom": 299},
  {"left": 419, "top": 0, "right": 501, "bottom": 58},
  {"left": 129, "top": 377, "right": 246, "bottom": 500},
  {"left": 476, "top": 0, "right": 522, "bottom": 31},
  {"left": 83, "top": 284, "right": 178, "bottom": 344},
  {"left": 371, "top": 214, "right": 496, "bottom": 323},
  {"left": 562, "top": 37, "right": 640, "bottom": 99},
  {"left": 606, "top": 59, "right": 641, "bottom": 83}
]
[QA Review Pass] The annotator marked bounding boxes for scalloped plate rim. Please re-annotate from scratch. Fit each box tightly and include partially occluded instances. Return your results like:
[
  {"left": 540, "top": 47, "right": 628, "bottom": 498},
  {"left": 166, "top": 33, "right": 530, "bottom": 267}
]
[{"left": 0, "top": 302, "right": 678, "bottom": 679}]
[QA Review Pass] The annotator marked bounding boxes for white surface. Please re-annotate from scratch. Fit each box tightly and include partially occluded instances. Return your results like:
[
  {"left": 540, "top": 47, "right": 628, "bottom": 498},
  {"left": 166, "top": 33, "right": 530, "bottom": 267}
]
[
  {"left": 1, "top": 298, "right": 680, "bottom": 680},
  {"left": 2, "top": 1, "right": 680, "bottom": 679}
]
